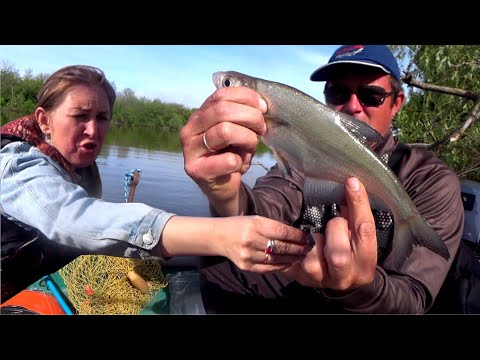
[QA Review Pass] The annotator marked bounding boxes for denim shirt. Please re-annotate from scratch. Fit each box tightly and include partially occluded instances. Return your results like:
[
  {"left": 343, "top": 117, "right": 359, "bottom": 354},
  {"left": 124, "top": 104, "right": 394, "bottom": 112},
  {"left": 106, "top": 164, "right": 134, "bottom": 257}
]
[{"left": 0, "top": 141, "right": 175, "bottom": 261}]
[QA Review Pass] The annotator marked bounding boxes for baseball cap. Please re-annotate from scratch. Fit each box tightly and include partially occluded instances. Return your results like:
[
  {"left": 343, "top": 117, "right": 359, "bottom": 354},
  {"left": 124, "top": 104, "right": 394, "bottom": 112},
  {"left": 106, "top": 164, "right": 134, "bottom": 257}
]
[{"left": 310, "top": 45, "right": 401, "bottom": 82}]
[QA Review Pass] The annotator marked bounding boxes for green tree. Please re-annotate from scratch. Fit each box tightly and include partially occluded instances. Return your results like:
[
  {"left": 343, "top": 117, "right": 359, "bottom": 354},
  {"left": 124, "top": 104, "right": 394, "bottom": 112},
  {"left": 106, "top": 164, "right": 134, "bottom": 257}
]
[
  {"left": 1, "top": 62, "right": 47, "bottom": 122},
  {"left": 391, "top": 45, "right": 480, "bottom": 181},
  {"left": 1, "top": 62, "right": 196, "bottom": 130}
]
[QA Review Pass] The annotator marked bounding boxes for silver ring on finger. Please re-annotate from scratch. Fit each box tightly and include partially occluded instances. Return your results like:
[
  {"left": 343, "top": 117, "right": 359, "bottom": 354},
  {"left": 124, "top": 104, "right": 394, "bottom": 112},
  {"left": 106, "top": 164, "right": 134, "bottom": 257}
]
[
  {"left": 265, "top": 239, "right": 276, "bottom": 255},
  {"left": 202, "top": 132, "right": 215, "bottom": 152}
]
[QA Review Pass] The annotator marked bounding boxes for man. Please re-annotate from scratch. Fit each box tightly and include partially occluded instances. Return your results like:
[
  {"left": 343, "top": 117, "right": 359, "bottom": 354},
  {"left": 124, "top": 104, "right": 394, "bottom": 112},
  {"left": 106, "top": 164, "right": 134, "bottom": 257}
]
[{"left": 180, "top": 45, "right": 464, "bottom": 313}]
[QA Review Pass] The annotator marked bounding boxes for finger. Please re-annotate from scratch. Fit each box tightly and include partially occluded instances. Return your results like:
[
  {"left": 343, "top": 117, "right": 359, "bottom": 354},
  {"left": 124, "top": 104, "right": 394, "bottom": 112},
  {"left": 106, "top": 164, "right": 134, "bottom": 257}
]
[
  {"left": 205, "top": 86, "right": 267, "bottom": 110},
  {"left": 306, "top": 233, "right": 329, "bottom": 286},
  {"left": 185, "top": 152, "right": 246, "bottom": 185},
  {"left": 324, "top": 217, "right": 353, "bottom": 287},
  {"left": 260, "top": 217, "right": 310, "bottom": 245},
  {"left": 201, "top": 122, "right": 259, "bottom": 156},
  {"left": 243, "top": 253, "right": 303, "bottom": 274},
  {"left": 249, "top": 263, "right": 293, "bottom": 274},
  {"left": 265, "top": 254, "right": 306, "bottom": 266},
  {"left": 281, "top": 235, "right": 328, "bottom": 288},
  {"left": 266, "top": 239, "right": 312, "bottom": 256},
  {"left": 344, "top": 177, "right": 377, "bottom": 264},
  {"left": 188, "top": 87, "right": 267, "bottom": 135},
  {"left": 310, "top": 232, "right": 328, "bottom": 267}
]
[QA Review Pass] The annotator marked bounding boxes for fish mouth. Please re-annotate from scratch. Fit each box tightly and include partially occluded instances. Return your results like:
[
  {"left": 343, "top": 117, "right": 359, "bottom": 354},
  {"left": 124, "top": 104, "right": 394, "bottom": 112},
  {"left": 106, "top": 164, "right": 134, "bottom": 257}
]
[{"left": 212, "top": 72, "right": 223, "bottom": 90}]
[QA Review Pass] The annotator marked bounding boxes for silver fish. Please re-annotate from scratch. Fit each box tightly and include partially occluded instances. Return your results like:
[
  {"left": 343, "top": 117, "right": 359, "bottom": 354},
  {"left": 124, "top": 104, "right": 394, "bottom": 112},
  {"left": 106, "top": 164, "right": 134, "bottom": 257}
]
[{"left": 212, "top": 70, "right": 450, "bottom": 270}]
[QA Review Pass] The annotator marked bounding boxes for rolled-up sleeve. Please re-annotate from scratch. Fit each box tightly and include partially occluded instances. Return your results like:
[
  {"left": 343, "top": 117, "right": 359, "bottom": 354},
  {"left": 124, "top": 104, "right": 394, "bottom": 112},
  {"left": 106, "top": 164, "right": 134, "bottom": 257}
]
[{"left": 1, "top": 142, "right": 176, "bottom": 261}]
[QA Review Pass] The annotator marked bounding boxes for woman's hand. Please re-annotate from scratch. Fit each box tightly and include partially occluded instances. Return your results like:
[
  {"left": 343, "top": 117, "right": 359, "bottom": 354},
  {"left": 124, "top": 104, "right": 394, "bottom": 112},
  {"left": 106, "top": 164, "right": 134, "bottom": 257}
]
[{"left": 215, "top": 215, "right": 313, "bottom": 273}]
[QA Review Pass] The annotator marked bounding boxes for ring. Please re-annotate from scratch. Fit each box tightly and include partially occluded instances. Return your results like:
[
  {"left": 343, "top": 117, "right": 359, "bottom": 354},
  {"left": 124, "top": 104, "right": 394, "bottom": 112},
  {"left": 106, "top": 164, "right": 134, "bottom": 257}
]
[
  {"left": 265, "top": 239, "right": 275, "bottom": 255},
  {"left": 202, "top": 132, "right": 214, "bottom": 152}
]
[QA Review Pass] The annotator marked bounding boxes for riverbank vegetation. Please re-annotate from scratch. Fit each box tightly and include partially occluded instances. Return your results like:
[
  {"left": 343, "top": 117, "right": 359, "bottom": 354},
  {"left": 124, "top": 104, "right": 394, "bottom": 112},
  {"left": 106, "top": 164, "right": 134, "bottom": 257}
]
[
  {"left": 1, "top": 46, "right": 479, "bottom": 181},
  {"left": 0, "top": 62, "right": 195, "bottom": 132}
]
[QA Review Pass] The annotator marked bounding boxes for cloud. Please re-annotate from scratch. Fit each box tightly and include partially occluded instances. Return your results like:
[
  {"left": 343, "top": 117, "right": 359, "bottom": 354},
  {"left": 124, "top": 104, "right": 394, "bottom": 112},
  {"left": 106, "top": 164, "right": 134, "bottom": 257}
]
[{"left": 289, "top": 46, "right": 331, "bottom": 68}]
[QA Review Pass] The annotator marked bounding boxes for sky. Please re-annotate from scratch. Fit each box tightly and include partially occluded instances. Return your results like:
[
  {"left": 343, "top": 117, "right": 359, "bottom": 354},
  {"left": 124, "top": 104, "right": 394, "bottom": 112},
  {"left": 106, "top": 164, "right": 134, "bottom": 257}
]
[{"left": 0, "top": 45, "right": 340, "bottom": 109}]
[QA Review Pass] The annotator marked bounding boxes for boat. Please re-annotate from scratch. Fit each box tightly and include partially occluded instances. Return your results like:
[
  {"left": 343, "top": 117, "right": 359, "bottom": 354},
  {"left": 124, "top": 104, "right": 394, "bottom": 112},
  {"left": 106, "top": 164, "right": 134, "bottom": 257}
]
[
  {"left": 0, "top": 169, "right": 197, "bottom": 315},
  {"left": 0, "top": 276, "right": 71, "bottom": 315},
  {"left": 2, "top": 178, "right": 479, "bottom": 315}
]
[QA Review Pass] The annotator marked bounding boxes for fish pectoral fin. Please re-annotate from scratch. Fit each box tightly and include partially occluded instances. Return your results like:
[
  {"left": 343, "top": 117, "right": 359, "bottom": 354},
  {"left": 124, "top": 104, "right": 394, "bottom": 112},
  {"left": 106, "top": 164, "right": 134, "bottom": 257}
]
[
  {"left": 304, "top": 177, "right": 390, "bottom": 210},
  {"left": 304, "top": 178, "right": 344, "bottom": 206},
  {"left": 264, "top": 114, "right": 291, "bottom": 128},
  {"left": 272, "top": 149, "right": 292, "bottom": 178},
  {"left": 339, "top": 113, "right": 384, "bottom": 144}
]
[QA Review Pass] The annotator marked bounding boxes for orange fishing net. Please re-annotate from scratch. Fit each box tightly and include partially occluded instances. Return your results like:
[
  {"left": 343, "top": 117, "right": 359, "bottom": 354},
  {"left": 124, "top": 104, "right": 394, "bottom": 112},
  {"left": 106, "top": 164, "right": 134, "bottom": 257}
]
[{"left": 59, "top": 255, "right": 167, "bottom": 315}]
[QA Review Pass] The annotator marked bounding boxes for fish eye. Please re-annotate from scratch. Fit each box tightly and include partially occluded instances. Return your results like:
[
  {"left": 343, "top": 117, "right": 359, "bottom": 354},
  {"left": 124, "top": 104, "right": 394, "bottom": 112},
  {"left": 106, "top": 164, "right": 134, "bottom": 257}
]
[{"left": 222, "top": 76, "right": 234, "bottom": 87}]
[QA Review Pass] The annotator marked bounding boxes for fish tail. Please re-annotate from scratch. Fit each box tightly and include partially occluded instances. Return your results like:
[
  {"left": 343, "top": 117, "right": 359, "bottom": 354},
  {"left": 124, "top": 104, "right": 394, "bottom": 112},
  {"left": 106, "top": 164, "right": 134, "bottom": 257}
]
[{"left": 393, "top": 216, "right": 450, "bottom": 270}]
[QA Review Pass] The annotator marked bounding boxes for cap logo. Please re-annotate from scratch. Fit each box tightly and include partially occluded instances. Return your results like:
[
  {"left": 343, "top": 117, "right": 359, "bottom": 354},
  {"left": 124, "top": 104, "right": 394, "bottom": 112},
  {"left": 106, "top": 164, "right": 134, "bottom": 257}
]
[{"left": 334, "top": 45, "right": 364, "bottom": 59}]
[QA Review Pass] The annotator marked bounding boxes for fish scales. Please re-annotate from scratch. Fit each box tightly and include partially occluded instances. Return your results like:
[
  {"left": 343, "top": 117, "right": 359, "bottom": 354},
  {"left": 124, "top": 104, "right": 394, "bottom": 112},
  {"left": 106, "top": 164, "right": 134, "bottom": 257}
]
[{"left": 213, "top": 70, "right": 450, "bottom": 269}]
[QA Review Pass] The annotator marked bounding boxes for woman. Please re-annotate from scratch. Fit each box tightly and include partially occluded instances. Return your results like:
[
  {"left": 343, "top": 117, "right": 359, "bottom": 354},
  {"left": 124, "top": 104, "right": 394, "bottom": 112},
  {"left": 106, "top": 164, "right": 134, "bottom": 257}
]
[{"left": 0, "top": 65, "right": 311, "bottom": 302}]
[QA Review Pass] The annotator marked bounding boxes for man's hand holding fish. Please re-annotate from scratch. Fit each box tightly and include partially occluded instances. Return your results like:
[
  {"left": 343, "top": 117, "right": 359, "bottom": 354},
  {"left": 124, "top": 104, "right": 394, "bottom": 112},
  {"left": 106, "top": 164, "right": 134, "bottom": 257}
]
[
  {"left": 181, "top": 45, "right": 463, "bottom": 314},
  {"left": 283, "top": 177, "right": 378, "bottom": 292},
  {"left": 180, "top": 86, "right": 268, "bottom": 216}
]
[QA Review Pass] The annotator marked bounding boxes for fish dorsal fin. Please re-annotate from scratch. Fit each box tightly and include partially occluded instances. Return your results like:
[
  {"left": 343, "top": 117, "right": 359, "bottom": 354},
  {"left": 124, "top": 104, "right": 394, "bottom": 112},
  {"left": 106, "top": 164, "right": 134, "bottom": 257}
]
[
  {"left": 338, "top": 113, "right": 384, "bottom": 145},
  {"left": 272, "top": 149, "right": 292, "bottom": 178}
]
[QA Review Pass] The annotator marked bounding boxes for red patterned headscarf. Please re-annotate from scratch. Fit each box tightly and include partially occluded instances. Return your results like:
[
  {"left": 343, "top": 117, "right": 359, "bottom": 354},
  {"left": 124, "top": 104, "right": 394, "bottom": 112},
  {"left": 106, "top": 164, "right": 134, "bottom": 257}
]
[{"left": 1, "top": 114, "right": 102, "bottom": 198}]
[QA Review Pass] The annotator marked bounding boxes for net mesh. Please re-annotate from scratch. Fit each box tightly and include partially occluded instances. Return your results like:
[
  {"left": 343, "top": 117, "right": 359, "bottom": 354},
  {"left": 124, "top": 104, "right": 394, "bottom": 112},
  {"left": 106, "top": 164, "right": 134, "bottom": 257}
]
[{"left": 59, "top": 255, "right": 167, "bottom": 315}]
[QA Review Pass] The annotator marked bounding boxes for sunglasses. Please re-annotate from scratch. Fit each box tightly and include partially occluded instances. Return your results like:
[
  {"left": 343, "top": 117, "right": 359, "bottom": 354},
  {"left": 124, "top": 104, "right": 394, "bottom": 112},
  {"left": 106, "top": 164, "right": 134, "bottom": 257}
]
[{"left": 324, "top": 84, "right": 394, "bottom": 107}]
